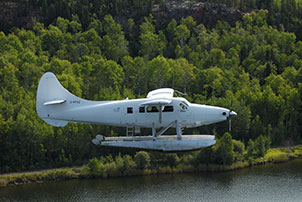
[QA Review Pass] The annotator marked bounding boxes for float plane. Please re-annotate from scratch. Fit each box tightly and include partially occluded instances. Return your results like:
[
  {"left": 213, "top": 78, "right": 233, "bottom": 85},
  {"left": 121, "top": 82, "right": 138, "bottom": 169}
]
[{"left": 36, "top": 72, "right": 237, "bottom": 152}]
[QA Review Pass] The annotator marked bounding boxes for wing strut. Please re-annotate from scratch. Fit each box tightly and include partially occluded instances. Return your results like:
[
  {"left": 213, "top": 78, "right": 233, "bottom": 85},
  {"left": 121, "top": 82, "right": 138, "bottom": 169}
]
[{"left": 159, "top": 104, "right": 162, "bottom": 123}]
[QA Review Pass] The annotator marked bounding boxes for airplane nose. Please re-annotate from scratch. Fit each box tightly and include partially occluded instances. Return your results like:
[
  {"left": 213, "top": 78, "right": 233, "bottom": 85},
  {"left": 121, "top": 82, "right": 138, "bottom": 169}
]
[{"left": 229, "top": 111, "right": 237, "bottom": 117}]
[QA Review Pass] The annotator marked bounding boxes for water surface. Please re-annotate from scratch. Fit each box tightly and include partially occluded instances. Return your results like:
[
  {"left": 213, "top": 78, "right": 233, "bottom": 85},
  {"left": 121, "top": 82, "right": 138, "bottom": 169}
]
[{"left": 1, "top": 159, "right": 302, "bottom": 202}]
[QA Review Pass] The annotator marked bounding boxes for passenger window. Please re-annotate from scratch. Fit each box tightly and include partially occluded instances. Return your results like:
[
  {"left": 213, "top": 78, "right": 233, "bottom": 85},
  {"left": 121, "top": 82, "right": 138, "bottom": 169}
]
[
  {"left": 127, "top": 107, "right": 133, "bottom": 114},
  {"left": 139, "top": 106, "right": 145, "bottom": 113},
  {"left": 147, "top": 106, "right": 159, "bottom": 113},
  {"left": 163, "top": 106, "right": 173, "bottom": 112}
]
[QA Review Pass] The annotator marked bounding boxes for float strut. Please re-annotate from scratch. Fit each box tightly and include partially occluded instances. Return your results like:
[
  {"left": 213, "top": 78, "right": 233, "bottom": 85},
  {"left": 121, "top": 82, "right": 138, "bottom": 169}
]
[
  {"left": 152, "top": 122, "right": 156, "bottom": 141},
  {"left": 156, "top": 121, "right": 176, "bottom": 137},
  {"left": 176, "top": 120, "right": 182, "bottom": 140}
]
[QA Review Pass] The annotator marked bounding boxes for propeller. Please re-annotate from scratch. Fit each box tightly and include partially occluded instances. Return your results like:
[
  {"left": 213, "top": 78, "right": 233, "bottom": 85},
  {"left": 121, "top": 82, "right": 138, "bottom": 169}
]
[{"left": 228, "top": 100, "right": 237, "bottom": 133}]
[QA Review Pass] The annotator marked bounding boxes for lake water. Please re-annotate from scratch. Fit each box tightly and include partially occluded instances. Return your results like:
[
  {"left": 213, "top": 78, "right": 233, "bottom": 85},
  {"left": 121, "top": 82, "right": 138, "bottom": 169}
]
[{"left": 1, "top": 159, "right": 302, "bottom": 202}]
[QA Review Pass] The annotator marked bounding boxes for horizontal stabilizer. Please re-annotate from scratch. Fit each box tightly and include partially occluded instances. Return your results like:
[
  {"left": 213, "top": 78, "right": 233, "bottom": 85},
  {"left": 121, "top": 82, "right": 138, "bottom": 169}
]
[
  {"left": 43, "top": 100, "right": 66, "bottom": 106},
  {"left": 43, "top": 118, "right": 68, "bottom": 127}
]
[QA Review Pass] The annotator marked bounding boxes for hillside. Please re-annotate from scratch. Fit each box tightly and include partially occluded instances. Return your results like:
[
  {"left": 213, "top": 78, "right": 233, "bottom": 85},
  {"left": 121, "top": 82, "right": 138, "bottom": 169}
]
[
  {"left": 1, "top": 0, "right": 302, "bottom": 40},
  {"left": 0, "top": 1, "right": 245, "bottom": 32}
]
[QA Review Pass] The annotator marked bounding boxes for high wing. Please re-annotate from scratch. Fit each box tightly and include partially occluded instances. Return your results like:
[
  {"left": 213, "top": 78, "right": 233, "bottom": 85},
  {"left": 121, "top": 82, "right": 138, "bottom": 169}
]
[
  {"left": 140, "top": 98, "right": 172, "bottom": 106},
  {"left": 146, "top": 88, "right": 174, "bottom": 99}
]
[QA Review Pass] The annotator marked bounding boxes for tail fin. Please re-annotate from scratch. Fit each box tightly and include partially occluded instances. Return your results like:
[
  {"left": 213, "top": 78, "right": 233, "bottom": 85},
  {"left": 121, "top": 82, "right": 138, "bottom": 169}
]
[{"left": 36, "top": 72, "right": 78, "bottom": 127}]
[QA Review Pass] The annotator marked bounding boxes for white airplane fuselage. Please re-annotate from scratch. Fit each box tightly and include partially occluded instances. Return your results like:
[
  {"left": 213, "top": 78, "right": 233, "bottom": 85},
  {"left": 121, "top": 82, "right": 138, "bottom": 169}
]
[{"left": 45, "top": 97, "right": 229, "bottom": 129}]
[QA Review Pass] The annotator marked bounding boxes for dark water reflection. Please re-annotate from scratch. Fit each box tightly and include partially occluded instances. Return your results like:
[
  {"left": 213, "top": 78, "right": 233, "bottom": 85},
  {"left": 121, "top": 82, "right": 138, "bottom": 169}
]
[{"left": 1, "top": 159, "right": 302, "bottom": 202}]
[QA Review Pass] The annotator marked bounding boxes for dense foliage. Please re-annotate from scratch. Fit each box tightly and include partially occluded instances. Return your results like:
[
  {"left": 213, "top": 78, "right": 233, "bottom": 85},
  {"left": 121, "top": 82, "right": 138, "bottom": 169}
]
[
  {"left": 3, "top": 0, "right": 302, "bottom": 41},
  {"left": 0, "top": 2, "right": 302, "bottom": 173},
  {"left": 0, "top": 0, "right": 302, "bottom": 39},
  {"left": 2, "top": 145, "right": 302, "bottom": 188}
]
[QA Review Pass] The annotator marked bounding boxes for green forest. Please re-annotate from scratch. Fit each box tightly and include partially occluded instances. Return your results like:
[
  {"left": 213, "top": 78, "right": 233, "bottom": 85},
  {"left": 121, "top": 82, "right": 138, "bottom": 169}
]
[{"left": 0, "top": 0, "right": 302, "bottom": 173}]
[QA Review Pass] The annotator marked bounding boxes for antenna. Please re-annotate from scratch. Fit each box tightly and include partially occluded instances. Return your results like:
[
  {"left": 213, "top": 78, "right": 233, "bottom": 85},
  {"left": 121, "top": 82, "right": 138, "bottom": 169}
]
[{"left": 174, "top": 90, "right": 186, "bottom": 97}]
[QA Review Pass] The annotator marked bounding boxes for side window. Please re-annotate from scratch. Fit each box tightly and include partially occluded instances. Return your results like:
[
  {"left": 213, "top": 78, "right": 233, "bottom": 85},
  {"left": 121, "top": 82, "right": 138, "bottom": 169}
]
[
  {"left": 127, "top": 107, "right": 133, "bottom": 114},
  {"left": 139, "top": 106, "right": 145, "bottom": 113},
  {"left": 147, "top": 106, "right": 159, "bottom": 113},
  {"left": 163, "top": 106, "right": 173, "bottom": 112}
]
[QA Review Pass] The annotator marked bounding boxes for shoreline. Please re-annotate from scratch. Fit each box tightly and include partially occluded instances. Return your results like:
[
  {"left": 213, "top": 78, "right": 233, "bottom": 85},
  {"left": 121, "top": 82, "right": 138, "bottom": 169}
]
[{"left": 1, "top": 146, "right": 302, "bottom": 188}]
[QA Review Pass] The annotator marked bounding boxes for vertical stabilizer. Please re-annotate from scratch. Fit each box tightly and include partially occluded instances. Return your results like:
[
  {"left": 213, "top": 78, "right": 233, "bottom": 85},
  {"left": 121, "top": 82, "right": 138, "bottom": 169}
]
[{"left": 36, "top": 72, "right": 79, "bottom": 127}]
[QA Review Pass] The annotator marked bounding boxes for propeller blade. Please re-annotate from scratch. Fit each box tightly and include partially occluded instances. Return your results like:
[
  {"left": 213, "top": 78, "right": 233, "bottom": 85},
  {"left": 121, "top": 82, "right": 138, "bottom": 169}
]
[
  {"left": 228, "top": 109, "right": 237, "bottom": 133},
  {"left": 228, "top": 99, "right": 236, "bottom": 133},
  {"left": 229, "top": 117, "right": 232, "bottom": 132}
]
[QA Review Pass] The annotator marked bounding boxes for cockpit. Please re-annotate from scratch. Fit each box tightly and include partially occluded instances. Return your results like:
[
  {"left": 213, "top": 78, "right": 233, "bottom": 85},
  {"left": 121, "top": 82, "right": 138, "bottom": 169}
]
[{"left": 177, "top": 97, "right": 190, "bottom": 112}]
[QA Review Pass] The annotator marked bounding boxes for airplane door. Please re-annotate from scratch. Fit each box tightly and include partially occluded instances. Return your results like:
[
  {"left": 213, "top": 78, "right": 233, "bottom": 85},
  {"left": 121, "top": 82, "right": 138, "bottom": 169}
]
[{"left": 121, "top": 106, "right": 136, "bottom": 126}]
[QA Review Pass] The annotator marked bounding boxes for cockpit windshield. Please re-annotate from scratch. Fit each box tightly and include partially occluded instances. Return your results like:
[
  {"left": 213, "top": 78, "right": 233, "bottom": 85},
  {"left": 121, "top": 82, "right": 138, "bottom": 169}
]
[{"left": 180, "top": 102, "right": 188, "bottom": 111}]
